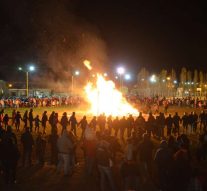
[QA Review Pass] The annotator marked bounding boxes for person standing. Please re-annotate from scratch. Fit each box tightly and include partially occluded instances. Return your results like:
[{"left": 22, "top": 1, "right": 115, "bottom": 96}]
[
  {"left": 15, "top": 111, "right": 22, "bottom": 132},
  {"left": 165, "top": 114, "right": 173, "bottom": 136},
  {"left": 146, "top": 112, "right": 156, "bottom": 137},
  {"left": 135, "top": 112, "right": 146, "bottom": 136},
  {"left": 126, "top": 114, "right": 134, "bottom": 138},
  {"left": 78, "top": 116, "right": 88, "bottom": 139},
  {"left": 173, "top": 112, "right": 181, "bottom": 135},
  {"left": 34, "top": 115, "right": 41, "bottom": 132},
  {"left": 193, "top": 111, "right": 198, "bottom": 133},
  {"left": 120, "top": 116, "right": 127, "bottom": 142},
  {"left": 107, "top": 115, "right": 113, "bottom": 135},
  {"left": 48, "top": 129, "right": 59, "bottom": 165},
  {"left": 60, "top": 112, "right": 69, "bottom": 132},
  {"left": 1, "top": 136, "right": 20, "bottom": 185},
  {"left": 137, "top": 133, "right": 154, "bottom": 180},
  {"left": 23, "top": 110, "right": 28, "bottom": 129},
  {"left": 181, "top": 112, "right": 189, "bottom": 134},
  {"left": 41, "top": 111, "right": 48, "bottom": 134},
  {"left": 4, "top": 126, "right": 17, "bottom": 145},
  {"left": 0, "top": 109, "right": 4, "bottom": 127},
  {"left": 112, "top": 117, "right": 120, "bottom": 137},
  {"left": 199, "top": 111, "right": 206, "bottom": 132},
  {"left": 188, "top": 112, "right": 194, "bottom": 134},
  {"left": 52, "top": 113, "right": 59, "bottom": 133},
  {"left": 57, "top": 130, "right": 74, "bottom": 176},
  {"left": 49, "top": 111, "right": 55, "bottom": 133},
  {"left": 89, "top": 116, "right": 97, "bottom": 131},
  {"left": 35, "top": 132, "right": 46, "bottom": 165},
  {"left": 69, "top": 112, "right": 78, "bottom": 136},
  {"left": 28, "top": 109, "right": 34, "bottom": 132},
  {"left": 11, "top": 109, "right": 16, "bottom": 126},
  {"left": 21, "top": 127, "right": 34, "bottom": 167},
  {"left": 98, "top": 114, "right": 106, "bottom": 133},
  {"left": 3, "top": 114, "right": 9, "bottom": 130},
  {"left": 154, "top": 140, "right": 173, "bottom": 191},
  {"left": 96, "top": 139, "right": 116, "bottom": 191}
]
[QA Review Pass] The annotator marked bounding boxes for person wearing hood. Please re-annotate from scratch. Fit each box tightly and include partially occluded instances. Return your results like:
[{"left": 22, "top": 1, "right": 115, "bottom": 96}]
[
  {"left": 154, "top": 140, "right": 173, "bottom": 191},
  {"left": 57, "top": 129, "right": 74, "bottom": 176}
]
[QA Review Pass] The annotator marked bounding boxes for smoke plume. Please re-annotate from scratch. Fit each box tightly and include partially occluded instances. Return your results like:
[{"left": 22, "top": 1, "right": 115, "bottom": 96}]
[{"left": 32, "top": 0, "right": 108, "bottom": 91}]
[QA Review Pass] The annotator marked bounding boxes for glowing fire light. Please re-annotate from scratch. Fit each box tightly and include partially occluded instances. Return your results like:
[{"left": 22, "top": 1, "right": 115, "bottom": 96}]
[
  {"left": 84, "top": 74, "right": 139, "bottom": 116},
  {"left": 83, "top": 60, "right": 92, "bottom": 70}
]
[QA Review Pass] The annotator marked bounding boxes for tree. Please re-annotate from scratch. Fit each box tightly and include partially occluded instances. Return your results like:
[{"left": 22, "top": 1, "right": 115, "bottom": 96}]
[
  {"left": 170, "top": 68, "right": 177, "bottom": 81},
  {"left": 199, "top": 71, "right": 204, "bottom": 86},
  {"left": 159, "top": 69, "right": 167, "bottom": 81},
  {"left": 137, "top": 68, "right": 149, "bottom": 83},
  {"left": 193, "top": 70, "right": 198, "bottom": 84},
  {"left": 180, "top": 67, "right": 187, "bottom": 85},
  {"left": 187, "top": 70, "right": 192, "bottom": 82}
]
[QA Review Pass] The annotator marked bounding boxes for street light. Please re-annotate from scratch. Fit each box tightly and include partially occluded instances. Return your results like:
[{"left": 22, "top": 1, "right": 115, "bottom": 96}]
[
  {"left": 71, "top": 70, "right": 80, "bottom": 95},
  {"left": 150, "top": 75, "right": 157, "bottom": 83},
  {"left": 18, "top": 65, "right": 35, "bottom": 97},
  {"left": 18, "top": 67, "right": 23, "bottom": 71},
  {"left": 29, "top": 65, "right": 35, "bottom": 71},
  {"left": 117, "top": 67, "right": 125, "bottom": 75},
  {"left": 124, "top": 74, "right": 131, "bottom": 81}
]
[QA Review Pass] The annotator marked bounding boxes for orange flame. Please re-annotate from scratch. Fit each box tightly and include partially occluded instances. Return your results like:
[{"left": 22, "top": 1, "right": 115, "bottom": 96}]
[
  {"left": 84, "top": 74, "right": 139, "bottom": 116},
  {"left": 83, "top": 60, "right": 92, "bottom": 70}
]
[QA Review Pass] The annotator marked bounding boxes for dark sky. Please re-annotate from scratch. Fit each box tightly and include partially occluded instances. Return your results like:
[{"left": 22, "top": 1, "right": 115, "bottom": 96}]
[
  {"left": 0, "top": 0, "right": 207, "bottom": 82},
  {"left": 75, "top": 0, "right": 207, "bottom": 72}
]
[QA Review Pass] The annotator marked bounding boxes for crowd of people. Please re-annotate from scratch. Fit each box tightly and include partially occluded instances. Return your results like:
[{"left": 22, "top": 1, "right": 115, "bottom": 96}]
[
  {"left": 0, "top": 108, "right": 207, "bottom": 191},
  {"left": 127, "top": 96, "right": 207, "bottom": 113},
  {"left": 0, "top": 95, "right": 206, "bottom": 112},
  {"left": 0, "top": 96, "right": 84, "bottom": 108}
]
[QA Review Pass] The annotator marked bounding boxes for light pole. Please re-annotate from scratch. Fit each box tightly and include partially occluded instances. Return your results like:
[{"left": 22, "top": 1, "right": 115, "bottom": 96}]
[
  {"left": 117, "top": 67, "right": 125, "bottom": 90},
  {"left": 71, "top": 70, "right": 80, "bottom": 95},
  {"left": 18, "top": 65, "right": 35, "bottom": 97}
]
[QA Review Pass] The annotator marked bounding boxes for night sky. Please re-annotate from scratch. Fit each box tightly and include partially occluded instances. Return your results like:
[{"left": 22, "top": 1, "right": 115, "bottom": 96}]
[{"left": 0, "top": 0, "right": 207, "bottom": 82}]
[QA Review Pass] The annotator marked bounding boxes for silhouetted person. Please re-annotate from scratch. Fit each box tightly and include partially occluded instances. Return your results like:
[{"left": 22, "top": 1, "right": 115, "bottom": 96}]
[
  {"left": 15, "top": 111, "right": 22, "bottom": 132},
  {"left": 78, "top": 116, "right": 88, "bottom": 139},
  {"left": 21, "top": 127, "right": 34, "bottom": 167},
  {"left": 28, "top": 109, "right": 34, "bottom": 132},
  {"left": 3, "top": 114, "right": 9, "bottom": 129},
  {"left": 166, "top": 114, "right": 173, "bottom": 136},
  {"left": 1, "top": 136, "right": 20, "bottom": 184},
  {"left": 36, "top": 132, "right": 46, "bottom": 165},
  {"left": 60, "top": 112, "right": 69, "bottom": 132},
  {"left": 173, "top": 112, "right": 181, "bottom": 135},
  {"left": 69, "top": 112, "right": 78, "bottom": 136},
  {"left": 48, "top": 129, "right": 59, "bottom": 165},
  {"left": 34, "top": 115, "right": 41, "bottom": 132},
  {"left": 41, "top": 111, "right": 48, "bottom": 134},
  {"left": 11, "top": 109, "right": 16, "bottom": 126},
  {"left": 23, "top": 110, "right": 28, "bottom": 128},
  {"left": 126, "top": 114, "right": 134, "bottom": 138},
  {"left": 89, "top": 116, "right": 97, "bottom": 131},
  {"left": 112, "top": 116, "right": 119, "bottom": 137}
]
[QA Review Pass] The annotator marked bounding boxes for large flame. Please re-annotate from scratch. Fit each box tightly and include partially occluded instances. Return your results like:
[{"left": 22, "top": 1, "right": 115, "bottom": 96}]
[{"left": 84, "top": 74, "right": 139, "bottom": 116}]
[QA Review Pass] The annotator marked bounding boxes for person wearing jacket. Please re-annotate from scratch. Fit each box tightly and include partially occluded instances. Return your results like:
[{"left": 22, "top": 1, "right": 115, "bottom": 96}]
[{"left": 57, "top": 129, "right": 73, "bottom": 176}]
